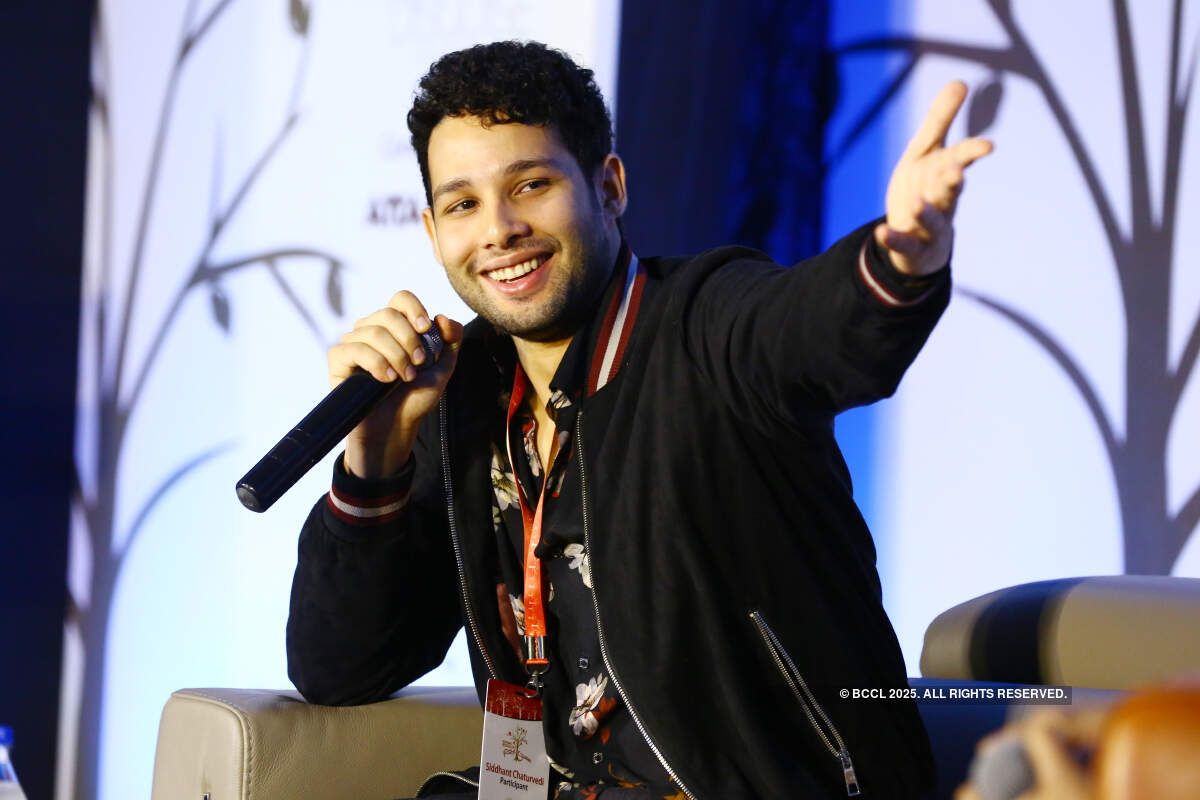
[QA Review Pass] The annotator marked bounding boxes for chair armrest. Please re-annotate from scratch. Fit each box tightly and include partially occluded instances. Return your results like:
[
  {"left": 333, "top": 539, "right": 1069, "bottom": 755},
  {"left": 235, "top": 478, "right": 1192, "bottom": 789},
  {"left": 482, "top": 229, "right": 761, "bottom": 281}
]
[
  {"left": 920, "top": 576, "right": 1200, "bottom": 690},
  {"left": 151, "top": 686, "right": 483, "bottom": 800}
]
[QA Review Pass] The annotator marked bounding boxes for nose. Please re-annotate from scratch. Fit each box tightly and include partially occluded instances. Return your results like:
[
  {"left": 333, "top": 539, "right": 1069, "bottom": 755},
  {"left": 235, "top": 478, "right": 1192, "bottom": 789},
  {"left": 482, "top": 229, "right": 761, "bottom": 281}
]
[{"left": 484, "top": 198, "right": 532, "bottom": 250}]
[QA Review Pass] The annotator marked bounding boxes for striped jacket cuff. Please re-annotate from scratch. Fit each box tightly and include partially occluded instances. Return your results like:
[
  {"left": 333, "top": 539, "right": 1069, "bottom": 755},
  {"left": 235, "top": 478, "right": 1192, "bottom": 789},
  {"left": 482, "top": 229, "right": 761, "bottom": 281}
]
[
  {"left": 856, "top": 233, "right": 947, "bottom": 307},
  {"left": 325, "top": 452, "right": 413, "bottom": 527}
]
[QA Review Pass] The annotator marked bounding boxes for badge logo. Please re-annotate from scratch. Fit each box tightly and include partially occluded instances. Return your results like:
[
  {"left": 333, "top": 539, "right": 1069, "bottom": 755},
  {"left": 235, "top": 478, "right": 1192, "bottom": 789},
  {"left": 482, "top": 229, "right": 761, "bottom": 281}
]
[{"left": 502, "top": 727, "right": 533, "bottom": 763}]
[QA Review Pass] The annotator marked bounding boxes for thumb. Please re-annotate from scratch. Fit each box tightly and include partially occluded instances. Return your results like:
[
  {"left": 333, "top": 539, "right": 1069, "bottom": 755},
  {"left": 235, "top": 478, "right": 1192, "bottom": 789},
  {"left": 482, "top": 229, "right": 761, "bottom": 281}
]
[
  {"left": 431, "top": 314, "right": 464, "bottom": 376},
  {"left": 436, "top": 314, "right": 464, "bottom": 351}
]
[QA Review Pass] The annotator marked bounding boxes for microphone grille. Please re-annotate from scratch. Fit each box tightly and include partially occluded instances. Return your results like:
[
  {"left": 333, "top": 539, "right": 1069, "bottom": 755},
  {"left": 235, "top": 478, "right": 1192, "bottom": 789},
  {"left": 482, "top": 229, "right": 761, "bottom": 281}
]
[{"left": 419, "top": 327, "right": 444, "bottom": 365}]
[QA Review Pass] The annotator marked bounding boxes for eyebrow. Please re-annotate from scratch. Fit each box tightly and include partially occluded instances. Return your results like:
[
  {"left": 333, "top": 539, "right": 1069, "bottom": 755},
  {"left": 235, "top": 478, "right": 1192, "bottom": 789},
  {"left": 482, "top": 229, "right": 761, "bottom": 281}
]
[
  {"left": 430, "top": 157, "right": 569, "bottom": 203},
  {"left": 431, "top": 177, "right": 471, "bottom": 203}
]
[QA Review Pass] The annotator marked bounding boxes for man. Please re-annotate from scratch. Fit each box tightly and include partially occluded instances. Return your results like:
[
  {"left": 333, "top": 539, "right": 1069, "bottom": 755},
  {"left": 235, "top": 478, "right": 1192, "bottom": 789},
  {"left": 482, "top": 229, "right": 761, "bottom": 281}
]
[{"left": 287, "top": 41, "right": 992, "bottom": 799}]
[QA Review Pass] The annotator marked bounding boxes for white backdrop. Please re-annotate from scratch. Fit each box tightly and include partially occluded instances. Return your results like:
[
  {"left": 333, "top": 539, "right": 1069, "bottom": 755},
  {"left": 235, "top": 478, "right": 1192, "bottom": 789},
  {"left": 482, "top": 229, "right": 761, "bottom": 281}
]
[
  {"left": 66, "top": 2, "right": 619, "bottom": 798},
  {"left": 824, "top": 0, "right": 1200, "bottom": 673}
]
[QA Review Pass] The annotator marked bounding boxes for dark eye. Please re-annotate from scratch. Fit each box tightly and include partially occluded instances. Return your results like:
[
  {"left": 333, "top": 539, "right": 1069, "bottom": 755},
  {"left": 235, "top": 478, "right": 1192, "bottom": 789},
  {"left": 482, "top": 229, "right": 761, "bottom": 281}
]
[
  {"left": 445, "top": 198, "right": 476, "bottom": 214},
  {"left": 519, "top": 178, "right": 550, "bottom": 193}
]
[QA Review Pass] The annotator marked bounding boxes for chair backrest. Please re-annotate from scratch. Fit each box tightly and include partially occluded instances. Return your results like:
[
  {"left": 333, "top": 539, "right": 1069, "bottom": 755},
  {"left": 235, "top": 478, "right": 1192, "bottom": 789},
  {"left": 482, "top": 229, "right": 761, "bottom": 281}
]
[{"left": 920, "top": 576, "right": 1200, "bottom": 690}]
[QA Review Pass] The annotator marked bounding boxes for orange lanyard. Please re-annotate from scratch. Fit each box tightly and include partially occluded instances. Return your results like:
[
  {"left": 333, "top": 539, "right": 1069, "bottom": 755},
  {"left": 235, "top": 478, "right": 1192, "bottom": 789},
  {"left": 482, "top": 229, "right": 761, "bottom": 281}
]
[{"left": 504, "top": 364, "right": 551, "bottom": 689}]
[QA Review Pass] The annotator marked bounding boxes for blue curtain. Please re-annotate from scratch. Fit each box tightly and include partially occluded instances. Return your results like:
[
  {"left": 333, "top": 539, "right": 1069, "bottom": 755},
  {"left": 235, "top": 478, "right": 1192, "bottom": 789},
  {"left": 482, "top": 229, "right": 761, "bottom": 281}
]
[
  {"left": 0, "top": 1, "right": 89, "bottom": 796},
  {"left": 616, "top": 0, "right": 829, "bottom": 264}
]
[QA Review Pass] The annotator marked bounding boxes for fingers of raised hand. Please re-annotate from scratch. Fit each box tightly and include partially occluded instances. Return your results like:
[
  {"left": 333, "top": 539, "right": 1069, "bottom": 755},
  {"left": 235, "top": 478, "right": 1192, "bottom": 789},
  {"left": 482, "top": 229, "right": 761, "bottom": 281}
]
[
  {"left": 890, "top": 185, "right": 953, "bottom": 238},
  {"left": 897, "top": 145, "right": 973, "bottom": 220},
  {"left": 949, "top": 136, "right": 994, "bottom": 168},
  {"left": 922, "top": 157, "right": 966, "bottom": 212},
  {"left": 905, "top": 80, "right": 969, "bottom": 158},
  {"left": 922, "top": 138, "right": 992, "bottom": 210}
]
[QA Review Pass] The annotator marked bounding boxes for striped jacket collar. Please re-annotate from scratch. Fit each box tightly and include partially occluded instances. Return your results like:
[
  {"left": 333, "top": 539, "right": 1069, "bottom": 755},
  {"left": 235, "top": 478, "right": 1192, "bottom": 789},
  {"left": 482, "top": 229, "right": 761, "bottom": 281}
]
[{"left": 550, "top": 243, "right": 646, "bottom": 401}]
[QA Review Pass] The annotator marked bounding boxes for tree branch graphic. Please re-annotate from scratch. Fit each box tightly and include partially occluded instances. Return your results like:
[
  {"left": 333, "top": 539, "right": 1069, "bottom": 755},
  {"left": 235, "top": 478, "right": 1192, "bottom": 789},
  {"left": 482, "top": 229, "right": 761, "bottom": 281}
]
[
  {"left": 956, "top": 288, "right": 1121, "bottom": 470},
  {"left": 70, "top": 1, "right": 343, "bottom": 796},
  {"left": 831, "top": 0, "right": 1200, "bottom": 572}
]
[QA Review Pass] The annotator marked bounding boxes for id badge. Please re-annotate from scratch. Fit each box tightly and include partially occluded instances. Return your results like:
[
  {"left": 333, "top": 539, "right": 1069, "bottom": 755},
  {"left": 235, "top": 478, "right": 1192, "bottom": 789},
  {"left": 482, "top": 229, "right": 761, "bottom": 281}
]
[{"left": 479, "top": 679, "right": 549, "bottom": 800}]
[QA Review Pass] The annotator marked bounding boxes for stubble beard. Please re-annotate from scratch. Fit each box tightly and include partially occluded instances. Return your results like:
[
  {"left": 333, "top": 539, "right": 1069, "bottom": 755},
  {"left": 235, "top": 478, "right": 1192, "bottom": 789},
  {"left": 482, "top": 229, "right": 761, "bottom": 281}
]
[{"left": 451, "top": 225, "right": 615, "bottom": 343}]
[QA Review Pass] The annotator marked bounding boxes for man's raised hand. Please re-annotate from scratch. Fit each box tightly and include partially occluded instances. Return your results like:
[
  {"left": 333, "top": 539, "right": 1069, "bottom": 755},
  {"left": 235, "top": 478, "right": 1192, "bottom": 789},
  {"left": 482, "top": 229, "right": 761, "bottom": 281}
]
[{"left": 876, "top": 81, "right": 994, "bottom": 277}]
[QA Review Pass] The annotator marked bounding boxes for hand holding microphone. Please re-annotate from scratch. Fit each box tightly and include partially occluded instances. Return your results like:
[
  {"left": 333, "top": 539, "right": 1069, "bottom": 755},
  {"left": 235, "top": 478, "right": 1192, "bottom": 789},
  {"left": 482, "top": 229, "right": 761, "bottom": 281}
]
[
  {"left": 237, "top": 291, "right": 463, "bottom": 512},
  {"left": 331, "top": 291, "right": 464, "bottom": 481}
]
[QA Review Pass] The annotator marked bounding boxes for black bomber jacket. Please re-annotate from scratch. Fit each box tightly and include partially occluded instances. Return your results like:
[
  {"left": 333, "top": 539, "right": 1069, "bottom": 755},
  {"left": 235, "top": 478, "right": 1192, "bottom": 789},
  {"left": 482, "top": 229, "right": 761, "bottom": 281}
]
[{"left": 287, "top": 221, "right": 948, "bottom": 799}]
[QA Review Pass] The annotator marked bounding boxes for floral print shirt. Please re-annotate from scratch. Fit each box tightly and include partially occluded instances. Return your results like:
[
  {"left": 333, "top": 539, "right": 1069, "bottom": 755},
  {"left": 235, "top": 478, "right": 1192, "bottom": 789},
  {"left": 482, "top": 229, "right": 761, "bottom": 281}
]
[{"left": 487, "top": 289, "right": 683, "bottom": 799}]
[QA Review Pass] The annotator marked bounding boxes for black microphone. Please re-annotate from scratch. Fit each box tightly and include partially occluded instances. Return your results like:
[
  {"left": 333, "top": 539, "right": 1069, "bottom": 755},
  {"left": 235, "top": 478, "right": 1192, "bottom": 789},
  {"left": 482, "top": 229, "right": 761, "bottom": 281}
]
[{"left": 236, "top": 327, "right": 443, "bottom": 513}]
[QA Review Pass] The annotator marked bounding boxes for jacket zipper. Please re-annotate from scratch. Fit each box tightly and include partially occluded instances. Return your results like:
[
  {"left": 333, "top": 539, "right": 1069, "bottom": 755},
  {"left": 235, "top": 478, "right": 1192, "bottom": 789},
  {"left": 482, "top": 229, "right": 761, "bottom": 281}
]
[
  {"left": 575, "top": 410, "right": 699, "bottom": 800},
  {"left": 748, "top": 610, "right": 861, "bottom": 796},
  {"left": 439, "top": 396, "right": 498, "bottom": 681},
  {"left": 415, "top": 769, "right": 480, "bottom": 797}
]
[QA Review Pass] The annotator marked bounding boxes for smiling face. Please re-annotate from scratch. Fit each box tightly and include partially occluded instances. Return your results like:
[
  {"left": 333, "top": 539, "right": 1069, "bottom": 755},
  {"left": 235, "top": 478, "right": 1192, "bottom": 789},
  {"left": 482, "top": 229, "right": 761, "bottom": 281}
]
[{"left": 421, "top": 115, "right": 626, "bottom": 343}]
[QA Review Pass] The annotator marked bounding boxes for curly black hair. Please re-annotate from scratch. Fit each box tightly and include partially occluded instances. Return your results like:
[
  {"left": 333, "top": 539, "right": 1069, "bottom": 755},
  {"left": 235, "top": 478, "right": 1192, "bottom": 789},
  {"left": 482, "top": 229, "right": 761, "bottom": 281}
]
[{"left": 407, "top": 41, "right": 614, "bottom": 207}]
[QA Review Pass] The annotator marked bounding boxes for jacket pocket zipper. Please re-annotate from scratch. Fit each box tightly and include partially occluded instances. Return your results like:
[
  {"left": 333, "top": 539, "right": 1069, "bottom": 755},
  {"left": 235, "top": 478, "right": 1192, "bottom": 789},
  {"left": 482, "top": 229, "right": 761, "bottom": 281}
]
[{"left": 748, "top": 610, "right": 861, "bottom": 796}]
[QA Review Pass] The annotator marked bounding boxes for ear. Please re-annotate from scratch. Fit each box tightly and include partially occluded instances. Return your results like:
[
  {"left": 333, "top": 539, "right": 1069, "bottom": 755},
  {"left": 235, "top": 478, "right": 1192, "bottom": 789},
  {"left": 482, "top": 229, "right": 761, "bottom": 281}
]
[
  {"left": 422, "top": 207, "right": 444, "bottom": 265},
  {"left": 595, "top": 153, "right": 627, "bottom": 223}
]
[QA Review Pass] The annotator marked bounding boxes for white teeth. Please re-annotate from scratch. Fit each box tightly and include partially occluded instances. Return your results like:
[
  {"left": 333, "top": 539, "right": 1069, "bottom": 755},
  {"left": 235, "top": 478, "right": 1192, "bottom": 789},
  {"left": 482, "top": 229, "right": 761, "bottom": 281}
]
[{"left": 488, "top": 257, "right": 540, "bottom": 282}]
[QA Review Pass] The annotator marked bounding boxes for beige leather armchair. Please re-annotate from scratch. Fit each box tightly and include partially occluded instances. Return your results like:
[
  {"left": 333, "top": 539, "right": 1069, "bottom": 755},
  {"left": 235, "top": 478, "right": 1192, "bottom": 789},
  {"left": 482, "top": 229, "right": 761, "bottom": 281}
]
[
  {"left": 920, "top": 575, "right": 1200, "bottom": 690},
  {"left": 150, "top": 686, "right": 482, "bottom": 799}
]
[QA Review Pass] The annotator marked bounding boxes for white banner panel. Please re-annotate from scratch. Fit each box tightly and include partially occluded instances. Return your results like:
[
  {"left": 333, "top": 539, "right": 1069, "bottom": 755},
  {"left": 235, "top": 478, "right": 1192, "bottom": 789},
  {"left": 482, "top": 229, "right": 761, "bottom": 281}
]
[
  {"left": 67, "top": 2, "right": 620, "bottom": 798},
  {"left": 832, "top": 1, "right": 1200, "bottom": 673}
]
